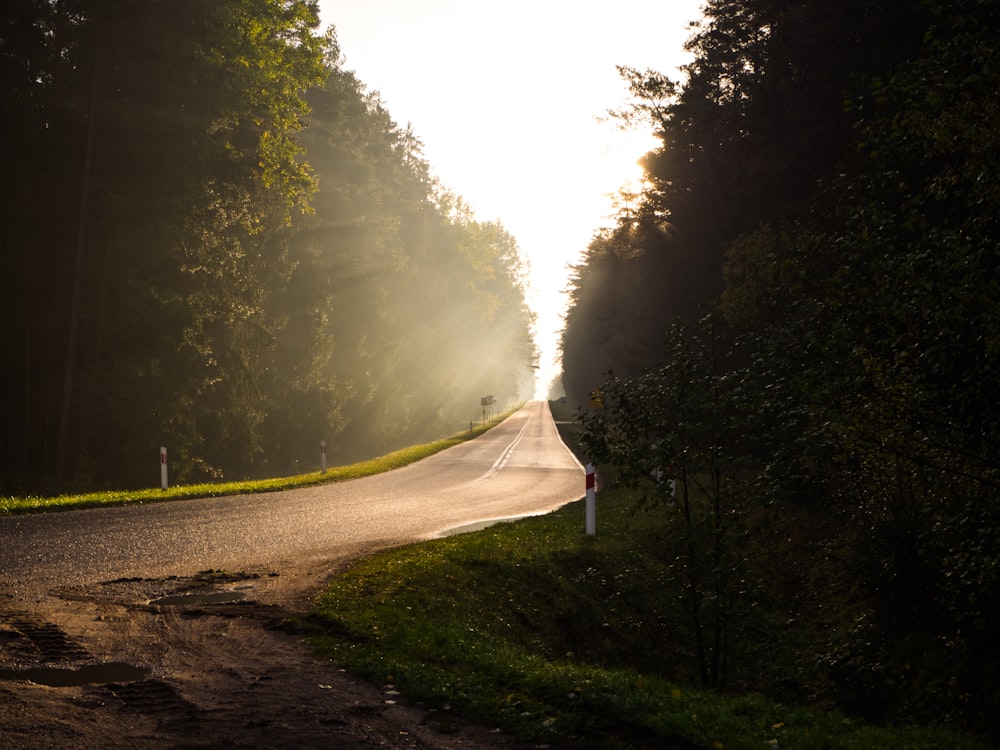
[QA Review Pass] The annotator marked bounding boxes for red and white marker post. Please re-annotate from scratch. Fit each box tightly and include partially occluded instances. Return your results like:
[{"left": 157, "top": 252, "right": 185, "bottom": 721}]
[
  {"left": 160, "top": 446, "right": 168, "bottom": 491},
  {"left": 585, "top": 463, "right": 596, "bottom": 536},
  {"left": 320, "top": 440, "right": 327, "bottom": 474}
]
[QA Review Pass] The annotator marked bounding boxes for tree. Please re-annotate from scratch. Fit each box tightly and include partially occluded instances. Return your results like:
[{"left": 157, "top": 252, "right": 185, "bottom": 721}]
[
  {"left": 719, "top": 0, "right": 1000, "bottom": 729},
  {"left": 562, "top": 0, "right": 1000, "bottom": 732},
  {"left": 579, "top": 317, "right": 752, "bottom": 689},
  {"left": 0, "top": 0, "right": 328, "bottom": 488},
  {"left": 272, "top": 58, "right": 537, "bottom": 466},
  {"left": 561, "top": 0, "right": 927, "bottom": 405}
]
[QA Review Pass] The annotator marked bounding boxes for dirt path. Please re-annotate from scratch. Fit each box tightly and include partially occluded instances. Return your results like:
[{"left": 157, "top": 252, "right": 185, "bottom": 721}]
[{"left": 0, "top": 557, "right": 533, "bottom": 749}]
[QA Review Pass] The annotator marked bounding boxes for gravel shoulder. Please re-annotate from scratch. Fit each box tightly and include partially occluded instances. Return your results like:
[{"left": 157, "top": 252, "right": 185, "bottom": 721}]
[{"left": 0, "top": 555, "right": 532, "bottom": 749}]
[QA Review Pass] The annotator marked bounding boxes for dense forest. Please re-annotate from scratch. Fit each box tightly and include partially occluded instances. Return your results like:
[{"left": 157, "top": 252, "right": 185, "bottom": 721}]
[
  {"left": 0, "top": 0, "right": 536, "bottom": 493},
  {"left": 562, "top": 0, "right": 999, "bottom": 739}
]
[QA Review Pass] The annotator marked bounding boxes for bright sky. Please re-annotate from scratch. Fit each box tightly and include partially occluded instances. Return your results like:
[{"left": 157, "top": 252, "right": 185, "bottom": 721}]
[{"left": 317, "top": 1, "right": 702, "bottom": 399}]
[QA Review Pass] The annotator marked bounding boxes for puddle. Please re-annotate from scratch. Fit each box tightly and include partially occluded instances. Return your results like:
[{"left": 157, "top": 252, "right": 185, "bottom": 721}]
[
  {"left": 148, "top": 590, "right": 247, "bottom": 606},
  {"left": 0, "top": 662, "right": 150, "bottom": 687}
]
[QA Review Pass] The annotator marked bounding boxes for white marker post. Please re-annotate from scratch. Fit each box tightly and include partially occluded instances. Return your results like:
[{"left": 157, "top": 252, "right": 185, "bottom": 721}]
[
  {"left": 320, "top": 440, "right": 327, "bottom": 474},
  {"left": 585, "top": 463, "right": 596, "bottom": 536},
  {"left": 160, "top": 446, "right": 168, "bottom": 491}
]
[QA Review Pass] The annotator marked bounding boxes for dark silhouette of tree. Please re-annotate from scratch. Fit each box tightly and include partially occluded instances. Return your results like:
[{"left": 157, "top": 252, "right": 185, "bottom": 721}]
[
  {"left": 721, "top": 0, "right": 1000, "bottom": 729},
  {"left": 561, "top": 0, "right": 924, "bottom": 405},
  {"left": 562, "top": 0, "right": 1000, "bottom": 734}
]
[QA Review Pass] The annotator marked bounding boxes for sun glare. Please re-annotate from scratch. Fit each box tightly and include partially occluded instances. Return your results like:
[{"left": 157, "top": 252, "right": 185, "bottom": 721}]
[
  {"left": 523, "top": 123, "right": 660, "bottom": 401},
  {"left": 318, "top": 0, "right": 698, "bottom": 402}
]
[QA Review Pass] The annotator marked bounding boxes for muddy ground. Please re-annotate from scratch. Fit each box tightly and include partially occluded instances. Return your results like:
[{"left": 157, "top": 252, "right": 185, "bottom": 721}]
[{"left": 0, "top": 559, "right": 535, "bottom": 749}]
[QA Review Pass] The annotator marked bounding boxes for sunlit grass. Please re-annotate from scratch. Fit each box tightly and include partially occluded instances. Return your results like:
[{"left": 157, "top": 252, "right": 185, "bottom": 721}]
[
  {"left": 306, "top": 484, "right": 987, "bottom": 750},
  {"left": 0, "top": 410, "right": 517, "bottom": 516}
]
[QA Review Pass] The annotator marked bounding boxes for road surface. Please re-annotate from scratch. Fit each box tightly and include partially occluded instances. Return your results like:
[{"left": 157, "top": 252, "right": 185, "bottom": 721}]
[
  {"left": 0, "top": 400, "right": 582, "bottom": 749},
  {"left": 0, "top": 400, "right": 581, "bottom": 597}
]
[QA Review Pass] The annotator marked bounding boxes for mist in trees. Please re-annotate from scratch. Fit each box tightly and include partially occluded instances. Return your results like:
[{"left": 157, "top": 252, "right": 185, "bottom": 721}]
[
  {"left": 563, "top": 0, "right": 1000, "bottom": 737},
  {"left": 0, "top": 0, "right": 536, "bottom": 493}
]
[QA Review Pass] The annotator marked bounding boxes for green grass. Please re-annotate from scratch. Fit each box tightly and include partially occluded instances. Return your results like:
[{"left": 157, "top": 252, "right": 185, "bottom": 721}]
[
  {"left": 307, "top": 487, "right": 987, "bottom": 749},
  {"left": 0, "top": 413, "right": 514, "bottom": 516},
  {"left": 304, "top": 400, "right": 990, "bottom": 749}
]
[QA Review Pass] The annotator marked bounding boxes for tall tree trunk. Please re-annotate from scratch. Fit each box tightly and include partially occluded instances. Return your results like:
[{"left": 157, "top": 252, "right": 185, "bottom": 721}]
[
  {"left": 23, "top": 249, "right": 33, "bottom": 476},
  {"left": 56, "top": 63, "right": 98, "bottom": 484}
]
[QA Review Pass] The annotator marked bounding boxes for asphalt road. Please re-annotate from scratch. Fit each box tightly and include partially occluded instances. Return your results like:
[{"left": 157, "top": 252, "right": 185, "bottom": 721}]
[
  {"left": 0, "top": 400, "right": 584, "bottom": 749},
  {"left": 0, "top": 400, "right": 583, "bottom": 599}
]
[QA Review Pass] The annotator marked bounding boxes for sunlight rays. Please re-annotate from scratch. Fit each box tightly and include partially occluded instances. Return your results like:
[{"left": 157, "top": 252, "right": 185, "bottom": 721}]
[{"left": 319, "top": 0, "right": 701, "bottom": 400}]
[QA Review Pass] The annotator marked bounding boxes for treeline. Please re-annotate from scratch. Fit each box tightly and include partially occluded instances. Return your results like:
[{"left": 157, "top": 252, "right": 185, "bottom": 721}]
[
  {"left": 0, "top": 0, "right": 535, "bottom": 493},
  {"left": 563, "top": 0, "right": 999, "bottom": 739}
]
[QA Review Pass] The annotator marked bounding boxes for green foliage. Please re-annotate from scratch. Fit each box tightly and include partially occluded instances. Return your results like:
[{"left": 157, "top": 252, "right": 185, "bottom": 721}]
[
  {"left": 717, "top": 0, "right": 1000, "bottom": 731},
  {"left": 560, "top": 0, "right": 923, "bottom": 407},
  {"left": 283, "top": 70, "right": 537, "bottom": 466},
  {"left": 560, "top": 0, "right": 1000, "bottom": 739},
  {"left": 578, "top": 318, "right": 755, "bottom": 690},
  {"left": 0, "top": 1, "right": 536, "bottom": 493},
  {"left": 560, "top": 222, "right": 676, "bottom": 405}
]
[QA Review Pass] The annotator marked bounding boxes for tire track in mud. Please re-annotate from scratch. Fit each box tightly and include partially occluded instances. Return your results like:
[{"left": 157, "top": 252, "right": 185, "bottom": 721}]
[
  {"left": 1, "top": 571, "right": 393, "bottom": 748},
  {"left": 1, "top": 569, "right": 531, "bottom": 749},
  {"left": 0, "top": 572, "right": 271, "bottom": 741},
  {"left": 98, "top": 678, "right": 200, "bottom": 726},
  {"left": 0, "top": 610, "right": 93, "bottom": 664}
]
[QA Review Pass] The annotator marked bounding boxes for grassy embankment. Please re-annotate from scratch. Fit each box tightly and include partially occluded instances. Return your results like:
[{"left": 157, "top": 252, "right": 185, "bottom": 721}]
[
  {"left": 0, "top": 413, "right": 514, "bottom": 515},
  {"left": 304, "top": 400, "right": 989, "bottom": 750}
]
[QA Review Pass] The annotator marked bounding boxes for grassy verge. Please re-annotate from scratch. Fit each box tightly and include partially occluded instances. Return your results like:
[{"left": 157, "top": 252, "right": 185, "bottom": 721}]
[
  {"left": 305, "top": 401, "right": 989, "bottom": 750},
  {"left": 0, "top": 411, "right": 516, "bottom": 516}
]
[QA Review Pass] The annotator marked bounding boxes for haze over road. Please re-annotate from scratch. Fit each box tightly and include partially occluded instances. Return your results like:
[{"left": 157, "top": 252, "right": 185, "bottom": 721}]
[{"left": 0, "top": 401, "right": 582, "bottom": 599}]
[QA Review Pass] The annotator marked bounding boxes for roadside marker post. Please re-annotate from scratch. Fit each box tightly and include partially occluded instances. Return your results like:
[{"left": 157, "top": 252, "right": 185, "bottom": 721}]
[
  {"left": 585, "top": 463, "right": 596, "bottom": 536},
  {"left": 320, "top": 440, "right": 327, "bottom": 474},
  {"left": 160, "top": 446, "right": 168, "bottom": 491}
]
